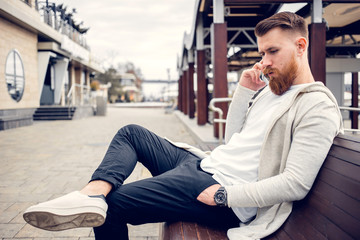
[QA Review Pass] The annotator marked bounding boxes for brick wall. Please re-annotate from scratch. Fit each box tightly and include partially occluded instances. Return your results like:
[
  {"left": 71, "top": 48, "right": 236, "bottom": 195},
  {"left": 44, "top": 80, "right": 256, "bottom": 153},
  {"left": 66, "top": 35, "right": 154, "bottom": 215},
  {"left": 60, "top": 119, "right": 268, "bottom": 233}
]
[{"left": 0, "top": 16, "right": 39, "bottom": 110}]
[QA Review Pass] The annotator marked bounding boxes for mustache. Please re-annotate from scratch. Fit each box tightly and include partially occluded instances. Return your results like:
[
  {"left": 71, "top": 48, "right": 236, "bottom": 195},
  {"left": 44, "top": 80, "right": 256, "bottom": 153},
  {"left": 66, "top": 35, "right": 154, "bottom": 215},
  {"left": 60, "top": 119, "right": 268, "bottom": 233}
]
[{"left": 262, "top": 67, "right": 278, "bottom": 76}]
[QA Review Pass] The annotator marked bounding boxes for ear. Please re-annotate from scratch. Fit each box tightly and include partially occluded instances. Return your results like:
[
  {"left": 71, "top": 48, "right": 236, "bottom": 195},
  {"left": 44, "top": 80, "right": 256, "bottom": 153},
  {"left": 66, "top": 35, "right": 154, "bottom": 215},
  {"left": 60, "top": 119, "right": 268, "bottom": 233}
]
[{"left": 296, "top": 37, "right": 307, "bottom": 56}]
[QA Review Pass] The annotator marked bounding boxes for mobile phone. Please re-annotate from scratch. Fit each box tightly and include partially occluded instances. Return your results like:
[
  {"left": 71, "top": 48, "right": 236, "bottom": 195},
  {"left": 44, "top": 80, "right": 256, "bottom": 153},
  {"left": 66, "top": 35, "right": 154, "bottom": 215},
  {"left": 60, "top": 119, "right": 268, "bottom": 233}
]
[{"left": 260, "top": 72, "right": 269, "bottom": 85}]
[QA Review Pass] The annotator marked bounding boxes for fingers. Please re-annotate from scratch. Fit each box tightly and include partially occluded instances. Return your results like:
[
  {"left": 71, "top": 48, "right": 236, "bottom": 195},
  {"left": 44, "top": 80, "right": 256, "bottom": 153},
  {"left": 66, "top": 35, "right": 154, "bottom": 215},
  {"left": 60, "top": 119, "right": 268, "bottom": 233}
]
[
  {"left": 253, "top": 61, "right": 265, "bottom": 72},
  {"left": 246, "top": 67, "right": 262, "bottom": 83},
  {"left": 247, "top": 69, "right": 261, "bottom": 84}
]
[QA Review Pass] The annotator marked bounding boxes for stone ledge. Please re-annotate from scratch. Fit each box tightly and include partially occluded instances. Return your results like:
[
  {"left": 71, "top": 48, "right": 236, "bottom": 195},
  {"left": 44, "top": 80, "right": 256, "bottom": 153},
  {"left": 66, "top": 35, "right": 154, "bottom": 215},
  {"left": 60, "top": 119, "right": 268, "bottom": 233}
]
[{"left": 0, "top": 108, "right": 36, "bottom": 131}]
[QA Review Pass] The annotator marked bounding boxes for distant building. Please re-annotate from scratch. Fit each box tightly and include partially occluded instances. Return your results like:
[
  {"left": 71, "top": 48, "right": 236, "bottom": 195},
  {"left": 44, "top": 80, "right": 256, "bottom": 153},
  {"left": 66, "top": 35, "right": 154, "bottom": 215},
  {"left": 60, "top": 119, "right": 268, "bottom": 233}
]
[
  {"left": 121, "top": 73, "right": 142, "bottom": 102},
  {"left": 0, "top": 0, "right": 103, "bottom": 130},
  {"left": 109, "top": 72, "right": 142, "bottom": 103}
]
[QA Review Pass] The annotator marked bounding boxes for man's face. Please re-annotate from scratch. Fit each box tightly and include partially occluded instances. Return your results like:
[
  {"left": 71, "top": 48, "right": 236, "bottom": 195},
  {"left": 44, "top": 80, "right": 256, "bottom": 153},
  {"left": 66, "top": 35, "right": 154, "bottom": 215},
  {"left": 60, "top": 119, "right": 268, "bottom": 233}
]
[{"left": 257, "top": 28, "right": 299, "bottom": 95}]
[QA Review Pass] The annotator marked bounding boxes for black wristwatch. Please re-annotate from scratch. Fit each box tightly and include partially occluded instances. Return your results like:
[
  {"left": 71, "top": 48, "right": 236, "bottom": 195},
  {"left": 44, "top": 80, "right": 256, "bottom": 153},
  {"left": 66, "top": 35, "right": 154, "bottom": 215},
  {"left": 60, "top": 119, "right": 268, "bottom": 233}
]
[{"left": 214, "top": 186, "right": 227, "bottom": 207}]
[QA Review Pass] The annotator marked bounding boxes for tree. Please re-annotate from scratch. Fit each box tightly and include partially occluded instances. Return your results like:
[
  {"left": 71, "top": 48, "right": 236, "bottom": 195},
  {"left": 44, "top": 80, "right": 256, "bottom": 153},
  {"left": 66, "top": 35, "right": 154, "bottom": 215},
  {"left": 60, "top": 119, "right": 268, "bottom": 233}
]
[{"left": 96, "top": 67, "right": 123, "bottom": 103}]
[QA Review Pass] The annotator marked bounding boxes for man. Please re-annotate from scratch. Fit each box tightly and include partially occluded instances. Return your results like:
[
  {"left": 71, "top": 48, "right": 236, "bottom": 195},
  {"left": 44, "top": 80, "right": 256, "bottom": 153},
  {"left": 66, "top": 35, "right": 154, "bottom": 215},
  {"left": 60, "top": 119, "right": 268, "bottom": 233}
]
[{"left": 23, "top": 12, "right": 342, "bottom": 239}]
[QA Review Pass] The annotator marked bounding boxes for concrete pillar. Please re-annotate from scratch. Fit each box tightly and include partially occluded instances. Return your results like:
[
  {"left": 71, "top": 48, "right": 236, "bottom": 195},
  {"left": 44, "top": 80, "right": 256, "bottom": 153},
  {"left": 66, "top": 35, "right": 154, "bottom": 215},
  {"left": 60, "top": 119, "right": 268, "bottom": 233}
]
[
  {"left": 74, "top": 67, "right": 82, "bottom": 106},
  {"left": 85, "top": 70, "right": 90, "bottom": 105},
  {"left": 54, "top": 58, "right": 69, "bottom": 105},
  {"left": 61, "top": 86, "right": 65, "bottom": 106},
  {"left": 69, "top": 63, "right": 76, "bottom": 105}
]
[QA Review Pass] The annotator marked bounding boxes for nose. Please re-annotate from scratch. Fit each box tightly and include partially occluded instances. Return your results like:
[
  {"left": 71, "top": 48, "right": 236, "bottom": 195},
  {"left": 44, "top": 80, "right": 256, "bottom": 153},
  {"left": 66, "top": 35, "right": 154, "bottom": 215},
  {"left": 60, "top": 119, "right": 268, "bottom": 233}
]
[{"left": 261, "top": 56, "right": 272, "bottom": 69}]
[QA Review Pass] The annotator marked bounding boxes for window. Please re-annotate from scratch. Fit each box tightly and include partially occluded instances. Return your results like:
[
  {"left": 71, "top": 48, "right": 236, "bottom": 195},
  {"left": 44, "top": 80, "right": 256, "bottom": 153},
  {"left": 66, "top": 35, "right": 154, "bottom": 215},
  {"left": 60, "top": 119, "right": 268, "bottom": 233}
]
[{"left": 5, "top": 50, "right": 25, "bottom": 102}]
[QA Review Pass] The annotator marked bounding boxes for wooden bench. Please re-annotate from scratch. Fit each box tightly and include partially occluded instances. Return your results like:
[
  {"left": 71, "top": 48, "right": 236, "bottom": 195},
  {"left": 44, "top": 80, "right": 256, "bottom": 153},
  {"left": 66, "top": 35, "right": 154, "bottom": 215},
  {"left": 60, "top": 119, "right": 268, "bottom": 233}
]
[{"left": 161, "top": 134, "right": 360, "bottom": 239}]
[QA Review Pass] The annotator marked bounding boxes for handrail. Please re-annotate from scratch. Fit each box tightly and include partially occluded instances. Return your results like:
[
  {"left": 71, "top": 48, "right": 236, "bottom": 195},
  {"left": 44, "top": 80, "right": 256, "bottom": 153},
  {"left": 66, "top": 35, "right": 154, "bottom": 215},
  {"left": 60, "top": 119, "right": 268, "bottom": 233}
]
[
  {"left": 208, "top": 98, "right": 232, "bottom": 144},
  {"left": 209, "top": 99, "right": 360, "bottom": 144},
  {"left": 67, "top": 85, "right": 74, "bottom": 118},
  {"left": 66, "top": 85, "right": 74, "bottom": 102},
  {"left": 339, "top": 106, "right": 360, "bottom": 133},
  {"left": 66, "top": 84, "right": 93, "bottom": 117},
  {"left": 339, "top": 106, "right": 360, "bottom": 112}
]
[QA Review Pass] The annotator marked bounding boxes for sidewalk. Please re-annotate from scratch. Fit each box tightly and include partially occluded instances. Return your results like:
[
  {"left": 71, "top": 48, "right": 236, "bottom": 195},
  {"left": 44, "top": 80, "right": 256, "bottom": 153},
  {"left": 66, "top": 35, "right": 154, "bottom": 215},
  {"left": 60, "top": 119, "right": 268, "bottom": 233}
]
[{"left": 0, "top": 106, "right": 202, "bottom": 240}]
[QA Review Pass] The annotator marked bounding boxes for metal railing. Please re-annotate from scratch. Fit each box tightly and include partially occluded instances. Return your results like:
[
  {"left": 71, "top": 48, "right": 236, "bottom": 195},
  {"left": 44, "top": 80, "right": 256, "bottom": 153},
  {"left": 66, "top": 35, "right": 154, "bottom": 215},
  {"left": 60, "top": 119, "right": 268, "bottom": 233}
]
[
  {"left": 66, "top": 84, "right": 75, "bottom": 118},
  {"left": 209, "top": 98, "right": 360, "bottom": 144},
  {"left": 36, "top": 1, "right": 89, "bottom": 49},
  {"left": 339, "top": 106, "right": 360, "bottom": 133},
  {"left": 66, "top": 84, "right": 92, "bottom": 117},
  {"left": 208, "top": 98, "right": 232, "bottom": 144}
]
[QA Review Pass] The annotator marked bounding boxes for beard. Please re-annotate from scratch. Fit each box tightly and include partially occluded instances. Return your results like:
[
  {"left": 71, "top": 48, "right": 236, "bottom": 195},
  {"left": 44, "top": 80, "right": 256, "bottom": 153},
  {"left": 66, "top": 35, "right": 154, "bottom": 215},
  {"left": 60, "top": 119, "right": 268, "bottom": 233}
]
[{"left": 263, "top": 54, "right": 299, "bottom": 95}]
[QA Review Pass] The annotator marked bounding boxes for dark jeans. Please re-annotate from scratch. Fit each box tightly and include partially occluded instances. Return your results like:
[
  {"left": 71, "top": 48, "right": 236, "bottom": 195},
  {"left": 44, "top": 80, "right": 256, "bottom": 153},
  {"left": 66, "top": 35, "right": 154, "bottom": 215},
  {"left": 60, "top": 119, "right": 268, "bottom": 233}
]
[{"left": 91, "top": 124, "right": 239, "bottom": 240}]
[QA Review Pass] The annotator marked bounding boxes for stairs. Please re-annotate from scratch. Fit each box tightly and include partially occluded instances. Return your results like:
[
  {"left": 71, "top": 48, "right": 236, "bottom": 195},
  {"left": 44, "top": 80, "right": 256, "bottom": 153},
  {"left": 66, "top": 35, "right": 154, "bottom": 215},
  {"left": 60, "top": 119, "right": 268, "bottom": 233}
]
[{"left": 33, "top": 106, "right": 76, "bottom": 121}]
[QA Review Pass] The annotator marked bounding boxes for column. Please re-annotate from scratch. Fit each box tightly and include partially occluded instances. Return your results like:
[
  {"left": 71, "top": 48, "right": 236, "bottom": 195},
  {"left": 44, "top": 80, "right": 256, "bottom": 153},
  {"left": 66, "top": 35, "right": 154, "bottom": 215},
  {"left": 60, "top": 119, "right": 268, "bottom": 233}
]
[
  {"left": 196, "top": 13, "right": 208, "bottom": 125},
  {"left": 211, "top": 0, "right": 228, "bottom": 138},
  {"left": 69, "top": 63, "right": 76, "bottom": 105},
  {"left": 74, "top": 67, "right": 83, "bottom": 105},
  {"left": 188, "top": 51, "right": 195, "bottom": 119},
  {"left": 197, "top": 50, "right": 207, "bottom": 125},
  {"left": 183, "top": 71, "right": 188, "bottom": 115},
  {"left": 309, "top": 0, "right": 326, "bottom": 84},
  {"left": 352, "top": 72, "right": 359, "bottom": 129},
  {"left": 178, "top": 75, "right": 183, "bottom": 112},
  {"left": 85, "top": 70, "right": 90, "bottom": 105}
]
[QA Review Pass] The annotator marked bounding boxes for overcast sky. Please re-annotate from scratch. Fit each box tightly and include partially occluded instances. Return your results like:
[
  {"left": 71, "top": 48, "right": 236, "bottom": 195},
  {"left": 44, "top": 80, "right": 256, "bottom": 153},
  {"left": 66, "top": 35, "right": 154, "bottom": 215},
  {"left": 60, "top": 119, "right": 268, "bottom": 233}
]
[{"left": 52, "top": 0, "right": 196, "bottom": 80}]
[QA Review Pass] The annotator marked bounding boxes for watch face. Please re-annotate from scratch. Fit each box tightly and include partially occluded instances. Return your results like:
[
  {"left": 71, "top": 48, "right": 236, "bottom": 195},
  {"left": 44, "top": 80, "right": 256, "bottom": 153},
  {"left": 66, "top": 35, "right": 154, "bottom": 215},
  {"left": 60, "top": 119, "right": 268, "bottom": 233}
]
[
  {"left": 215, "top": 192, "right": 226, "bottom": 205},
  {"left": 216, "top": 192, "right": 226, "bottom": 203}
]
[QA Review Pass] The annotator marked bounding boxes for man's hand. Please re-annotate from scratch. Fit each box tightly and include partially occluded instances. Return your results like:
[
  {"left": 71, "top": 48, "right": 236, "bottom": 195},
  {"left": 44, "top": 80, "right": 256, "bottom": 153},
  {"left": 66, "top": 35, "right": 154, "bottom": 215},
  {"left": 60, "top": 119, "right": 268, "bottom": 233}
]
[
  {"left": 239, "top": 61, "right": 266, "bottom": 91},
  {"left": 197, "top": 184, "right": 221, "bottom": 206}
]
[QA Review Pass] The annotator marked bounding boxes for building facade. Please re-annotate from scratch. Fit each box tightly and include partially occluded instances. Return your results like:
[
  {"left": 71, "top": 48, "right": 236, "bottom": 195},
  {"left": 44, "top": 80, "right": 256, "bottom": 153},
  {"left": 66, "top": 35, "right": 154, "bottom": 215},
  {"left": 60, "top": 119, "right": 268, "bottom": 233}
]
[{"left": 0, "top": 0, "right": 103, "bottom": 130}]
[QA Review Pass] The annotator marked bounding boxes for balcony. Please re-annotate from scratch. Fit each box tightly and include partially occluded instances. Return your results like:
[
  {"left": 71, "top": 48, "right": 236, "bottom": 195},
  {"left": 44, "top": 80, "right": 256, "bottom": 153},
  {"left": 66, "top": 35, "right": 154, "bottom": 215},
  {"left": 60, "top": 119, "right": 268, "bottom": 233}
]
[{"left": 34, "top": 0, "right": 90, "bottom": 50}]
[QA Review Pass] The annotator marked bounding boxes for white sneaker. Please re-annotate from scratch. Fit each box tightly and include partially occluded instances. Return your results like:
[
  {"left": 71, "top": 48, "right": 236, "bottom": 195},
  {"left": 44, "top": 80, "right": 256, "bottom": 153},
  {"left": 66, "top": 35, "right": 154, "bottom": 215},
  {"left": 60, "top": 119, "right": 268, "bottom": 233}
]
[{"left": 23, "top": 191, "right": 108, "bottom": 231}]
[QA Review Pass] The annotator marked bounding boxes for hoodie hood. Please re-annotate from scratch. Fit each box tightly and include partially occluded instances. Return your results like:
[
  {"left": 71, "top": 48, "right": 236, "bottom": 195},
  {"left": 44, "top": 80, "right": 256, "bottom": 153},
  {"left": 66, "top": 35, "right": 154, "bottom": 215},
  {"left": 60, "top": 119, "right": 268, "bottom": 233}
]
[{"left": 295, "top": 82, "right": 344, "bottom": 134}]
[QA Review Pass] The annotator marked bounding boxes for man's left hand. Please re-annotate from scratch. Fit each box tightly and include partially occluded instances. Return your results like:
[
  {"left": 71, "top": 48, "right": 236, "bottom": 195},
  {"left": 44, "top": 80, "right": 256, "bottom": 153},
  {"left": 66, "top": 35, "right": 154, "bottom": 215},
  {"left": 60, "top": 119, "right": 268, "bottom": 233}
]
[{"left": 196, "top": 184, "right": 222, "bottom": 206}]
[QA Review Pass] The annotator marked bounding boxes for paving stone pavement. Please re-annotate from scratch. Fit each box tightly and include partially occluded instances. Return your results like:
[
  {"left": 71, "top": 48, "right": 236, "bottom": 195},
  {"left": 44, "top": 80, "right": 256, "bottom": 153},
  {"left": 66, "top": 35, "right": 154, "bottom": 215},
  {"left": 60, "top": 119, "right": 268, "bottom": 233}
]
[{"left": 0, "top": 106, "right": 198, "bottom": 240}]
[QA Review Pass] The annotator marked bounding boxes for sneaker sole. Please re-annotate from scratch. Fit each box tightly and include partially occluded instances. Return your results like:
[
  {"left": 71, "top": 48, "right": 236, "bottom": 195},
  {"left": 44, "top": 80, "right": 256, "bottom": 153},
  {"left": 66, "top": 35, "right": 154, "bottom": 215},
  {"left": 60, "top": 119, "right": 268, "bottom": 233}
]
[{"left": 23, "top": 207, "right": 106, "bottom": 231}]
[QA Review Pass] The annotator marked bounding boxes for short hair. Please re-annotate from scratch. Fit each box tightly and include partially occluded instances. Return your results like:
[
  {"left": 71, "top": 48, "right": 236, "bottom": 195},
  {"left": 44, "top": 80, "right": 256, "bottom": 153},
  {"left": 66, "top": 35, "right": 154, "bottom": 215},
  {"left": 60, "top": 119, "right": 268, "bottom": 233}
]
[{"left": 255, "top": 12, "right": 308, "bottom": 39}]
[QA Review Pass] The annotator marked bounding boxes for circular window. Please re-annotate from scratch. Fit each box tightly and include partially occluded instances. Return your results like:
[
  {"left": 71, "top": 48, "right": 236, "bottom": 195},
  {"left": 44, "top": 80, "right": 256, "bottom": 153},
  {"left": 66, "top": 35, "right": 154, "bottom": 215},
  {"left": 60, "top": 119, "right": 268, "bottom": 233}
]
[{"left": 5, "top": 50, "right": 25, "bottom": 102}]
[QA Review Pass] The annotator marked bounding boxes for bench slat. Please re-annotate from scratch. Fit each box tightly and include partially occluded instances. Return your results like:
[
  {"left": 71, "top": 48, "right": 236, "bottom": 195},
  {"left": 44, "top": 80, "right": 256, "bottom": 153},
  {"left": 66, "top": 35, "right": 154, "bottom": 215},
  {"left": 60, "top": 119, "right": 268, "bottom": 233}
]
[
  {"left": 280, "top": 207, "right": 327, "bottom": 240},
  {"left": 197, "top": 225, "right": 228, "bottom": 240},
  {"left": 300, "top": 200, "right": 355, "bottom": 240},
  {"left": 280, "top": 199, "right": 355, "bottom": 240},
  {"left": 333, "top": 135, "right": 360, "bottom": 152},
  {"left": 328, "top": 144, "right": 360, "bottom": 165},
  {"left": 182, "top": 222, "right": 200, "bottom": 239},
  {"left": 323, "top": 155, "right": 360, "bottom": 182},
  {"left": 195, "top": 223, "right": 212, "bottom": 239},
  {"left": 318, "top": 165, "right": 360, "bottom": 200},
  {"left": 162, "top": 222, "right": 183, "bottom": 240},
  {"left": 320, "top": 159, "right": 360, "bottom": 200},
  {"left": 307, "top": 192, "right": 360, "bottom": 239},
  {"left": 162, "top": 222, "right": 228, "bottom": 240},
  {"left": 312, "top": 178, "right": 360, "bottom": 220}
]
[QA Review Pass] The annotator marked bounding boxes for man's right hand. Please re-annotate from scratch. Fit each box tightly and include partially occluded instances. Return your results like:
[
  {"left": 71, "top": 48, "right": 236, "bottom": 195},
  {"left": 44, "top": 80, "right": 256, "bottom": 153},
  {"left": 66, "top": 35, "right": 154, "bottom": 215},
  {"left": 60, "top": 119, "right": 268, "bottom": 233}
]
[{"left": 239, "top": 62, "right": 266, "bottom": 91}]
